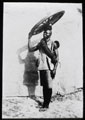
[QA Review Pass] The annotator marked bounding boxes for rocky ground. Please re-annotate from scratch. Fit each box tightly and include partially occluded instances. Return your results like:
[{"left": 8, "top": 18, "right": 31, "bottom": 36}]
[{"left": 2, "top": 89, "right": 83, "bottom": 118}]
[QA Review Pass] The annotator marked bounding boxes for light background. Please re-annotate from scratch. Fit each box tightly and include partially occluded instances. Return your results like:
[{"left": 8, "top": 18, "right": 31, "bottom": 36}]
[{"left": 3, "top": 2, "right": 83, "bottom": 96}]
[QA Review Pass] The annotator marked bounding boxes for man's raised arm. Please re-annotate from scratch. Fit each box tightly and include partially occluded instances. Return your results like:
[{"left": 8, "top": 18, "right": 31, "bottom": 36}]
[{"left": 28, "top": 33, "right": 39, "bottom": 52}]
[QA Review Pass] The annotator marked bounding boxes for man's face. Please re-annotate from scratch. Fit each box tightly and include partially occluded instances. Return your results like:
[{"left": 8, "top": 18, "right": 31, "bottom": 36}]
[{"left": 43, "top": 30, "right": 52, "bottom": 40}]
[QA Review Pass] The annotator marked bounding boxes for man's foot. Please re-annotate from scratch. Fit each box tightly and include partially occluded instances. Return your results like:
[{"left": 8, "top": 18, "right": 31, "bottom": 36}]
[
  {"left": 39, "top": 104, "right": 49, "bottom": 112},
  {"left": 39, "top": 107, "right": 48, "bottom": 112},
  {"left": 36, "top": 102, "right": 43, "bottom": 108}
]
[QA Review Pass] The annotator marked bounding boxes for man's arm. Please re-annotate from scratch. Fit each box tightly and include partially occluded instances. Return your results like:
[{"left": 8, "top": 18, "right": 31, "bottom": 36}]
[
  {"left": 28, "top": 34, "right": 39, "bottom": 52},
  {"left": 28, "top": 34, "right": 57, "bottom": 64},
  {"left": 28, "top": 33, "right": 57, "bottom": 64},
  {"left": 39, "top": 39, "right": 58, "bottom": 64}
]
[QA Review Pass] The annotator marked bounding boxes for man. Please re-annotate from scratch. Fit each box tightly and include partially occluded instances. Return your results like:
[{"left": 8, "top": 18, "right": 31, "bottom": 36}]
[{"left": 28, "top": 24, "right": 59, "bottom": 111}]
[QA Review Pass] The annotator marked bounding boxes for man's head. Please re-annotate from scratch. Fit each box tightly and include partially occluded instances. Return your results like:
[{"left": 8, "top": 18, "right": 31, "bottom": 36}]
[
  {"left": 43, "top": 24, "right": 52, "bottom": 41},
  {"left": 54, "top": 40, "right": 60, "bottom": 49}
]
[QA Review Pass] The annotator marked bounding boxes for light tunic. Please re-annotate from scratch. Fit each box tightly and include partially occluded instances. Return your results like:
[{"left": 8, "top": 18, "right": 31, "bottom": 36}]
[{"left": 38, "top": 39, "right": 54, "bottom": 70}]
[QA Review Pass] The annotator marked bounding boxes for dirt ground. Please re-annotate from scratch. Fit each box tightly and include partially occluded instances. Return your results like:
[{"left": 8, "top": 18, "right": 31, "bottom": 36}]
[{"left": 2, "top": 90, "right": 83, "bottom": 118}]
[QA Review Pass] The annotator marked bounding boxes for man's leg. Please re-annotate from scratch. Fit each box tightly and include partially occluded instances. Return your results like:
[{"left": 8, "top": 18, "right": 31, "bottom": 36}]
[
  {"left": 39, "top": 87, "right": 52, "bottom": 111},
  {"left": 45, "top": 70, "right": 53, "bottom": 107},
  {"left": 39, "top": 70, "right": 52, "bottom": 111},
  {"left": 47, "top": 88, "right": 52, "bottom": 105},
  {"left": 42, "top": 87, "right": 49, "bottom": 108},
  {"left": 42, "top": 87, "right": 52, "bottom": 107}
]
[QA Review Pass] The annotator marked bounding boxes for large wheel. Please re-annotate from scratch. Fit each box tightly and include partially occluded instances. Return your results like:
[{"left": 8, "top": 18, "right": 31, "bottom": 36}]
[{"left": 29, "top": 11, "right": 65, "bottom": 36}]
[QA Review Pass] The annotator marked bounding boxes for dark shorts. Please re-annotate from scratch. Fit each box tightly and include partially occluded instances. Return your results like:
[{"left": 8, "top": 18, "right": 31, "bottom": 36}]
[{"left": 39, "top": 70, "right": 52, "bottom": 88}]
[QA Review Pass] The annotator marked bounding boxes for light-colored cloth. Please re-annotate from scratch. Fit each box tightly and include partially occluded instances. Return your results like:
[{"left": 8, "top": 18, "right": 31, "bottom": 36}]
[{"left": 38, "top": 39, "right": 54, "bottom": 70}]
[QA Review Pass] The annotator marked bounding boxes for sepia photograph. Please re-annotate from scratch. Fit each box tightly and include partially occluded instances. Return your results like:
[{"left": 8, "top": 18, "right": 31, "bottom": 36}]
[{"left": 2, "top": 2, "right": 83, "bottom": 118}]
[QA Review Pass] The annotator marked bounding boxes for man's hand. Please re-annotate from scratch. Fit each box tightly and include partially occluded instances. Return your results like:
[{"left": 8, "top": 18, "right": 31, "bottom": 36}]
[
  {"left": 37, "top": 42, "right": 41, "bottom": 49},
  {"left": 51, "top": 56, "right": 58, "bottom": 64},
  {"left": 50, "top": 69, "right": 56, "bottom": 79},
  {"left": 37, "top": 39, "right": 45, "bottom": 49},
  {"left": 52, "top": 69, "right": 56, "bottom": 75}
]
